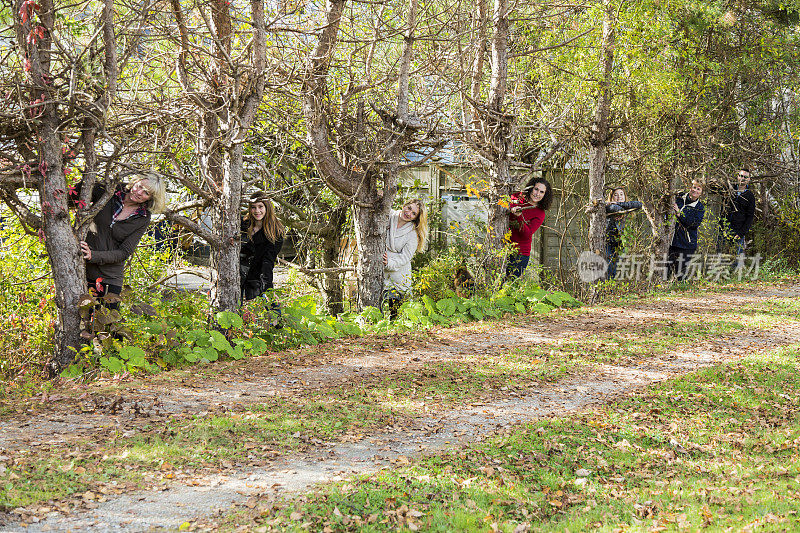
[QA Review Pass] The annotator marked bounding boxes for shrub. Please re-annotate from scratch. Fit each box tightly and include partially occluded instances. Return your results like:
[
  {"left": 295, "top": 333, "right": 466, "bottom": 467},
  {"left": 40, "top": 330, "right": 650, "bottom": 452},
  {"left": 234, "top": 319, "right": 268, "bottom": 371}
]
[{"left": 413, "top": 249, "right": 465, "bottom": 301}]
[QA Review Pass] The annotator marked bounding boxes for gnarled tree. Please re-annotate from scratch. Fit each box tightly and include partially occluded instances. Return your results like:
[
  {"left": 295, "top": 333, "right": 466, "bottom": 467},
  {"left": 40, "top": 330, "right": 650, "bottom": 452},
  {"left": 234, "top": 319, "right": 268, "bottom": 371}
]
[
  {"left": 301, "top": 0, "right": 444, "bottom": 309},
  {"left": 165, "top": 0, "right": 271, "bottom": 312},
  {"left": 1, "top": 0, "right": 143, "bottom": 373}
]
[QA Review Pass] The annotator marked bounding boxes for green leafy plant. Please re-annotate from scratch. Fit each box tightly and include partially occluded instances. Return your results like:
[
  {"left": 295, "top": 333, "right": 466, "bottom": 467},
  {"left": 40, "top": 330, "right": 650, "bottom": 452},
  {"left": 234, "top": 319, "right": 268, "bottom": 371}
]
[{"left": 57, "top": 279, "right": 581, "bottom": 377}]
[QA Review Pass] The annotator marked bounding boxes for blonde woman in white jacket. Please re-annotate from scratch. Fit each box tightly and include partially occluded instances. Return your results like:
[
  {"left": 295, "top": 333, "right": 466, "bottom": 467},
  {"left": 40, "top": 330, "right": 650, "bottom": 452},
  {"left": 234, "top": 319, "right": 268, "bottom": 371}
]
[{"left": 383, "top": 198, "right": 428, "bottom": 318}]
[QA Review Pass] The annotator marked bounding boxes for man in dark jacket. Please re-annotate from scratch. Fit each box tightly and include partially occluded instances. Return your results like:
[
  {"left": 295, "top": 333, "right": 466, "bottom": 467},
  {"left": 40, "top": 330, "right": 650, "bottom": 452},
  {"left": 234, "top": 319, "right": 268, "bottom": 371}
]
[
  {"left": 719, "top": 168, "right": 756, "bottom": 257},
  {"left": 668, "top": 180, "right": 705, "bottom": 280}
]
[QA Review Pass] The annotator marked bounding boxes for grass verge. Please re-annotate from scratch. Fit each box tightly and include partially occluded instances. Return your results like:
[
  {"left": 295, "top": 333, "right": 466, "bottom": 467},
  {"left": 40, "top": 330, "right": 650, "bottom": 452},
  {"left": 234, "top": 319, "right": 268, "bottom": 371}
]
[
  {"left": 1, "top": 288, "right": 799, "bottom": 518},
  {"left": 0, "top": 394, "right": 404, "bottom": 511},
  {"left": 240, "top": 345, "right": 800, "bottom": 532}
]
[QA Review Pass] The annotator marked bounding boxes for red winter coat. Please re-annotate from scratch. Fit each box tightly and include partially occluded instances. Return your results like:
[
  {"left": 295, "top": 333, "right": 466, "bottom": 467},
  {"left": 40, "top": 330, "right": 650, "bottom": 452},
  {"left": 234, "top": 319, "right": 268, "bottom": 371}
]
[{"left": 509, "top": 193, "right": 545, "bottom": 256}]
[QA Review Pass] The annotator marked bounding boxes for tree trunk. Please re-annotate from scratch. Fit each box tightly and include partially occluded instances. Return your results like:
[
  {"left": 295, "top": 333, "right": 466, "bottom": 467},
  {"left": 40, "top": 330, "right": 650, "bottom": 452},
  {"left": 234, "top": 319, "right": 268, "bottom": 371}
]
[
  {"left": 16, "top": 0, "right": 88, "bottom": 374},
  {"left": 354, "top": 186, "right": 388, "bottom": 309},
  {"left": 485, "top": 0, "right": 512, "bottom": 256},
  {"left": 487, "top": 158, "right": 511, "bottom": 251},
  {"left": 170, "top": 0, "right": 266, "bottom": 314},
  {"left": 641, "top": 173, "right": 675, "bottom": 260},
  {"left": 211, "top": 143, "right": 244, "bottom": 312},
  {"left": 301, "top": 0, "right": 418, "bottom": 310},
  {"left": 39, "top": 116, "right": 86, "bottom": 374},
  {"left": 319, "top": 205, "right": 347, "bottom": 314},
  {"left": 587, "top": 0, "right": 615, "bottom": 258}
]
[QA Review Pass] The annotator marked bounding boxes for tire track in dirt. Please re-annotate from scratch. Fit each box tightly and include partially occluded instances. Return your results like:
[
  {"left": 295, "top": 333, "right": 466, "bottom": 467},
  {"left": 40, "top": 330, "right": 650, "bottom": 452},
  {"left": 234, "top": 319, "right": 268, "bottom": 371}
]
[{"left": 3, "top": 286, "right": 800, "bottom": 531}]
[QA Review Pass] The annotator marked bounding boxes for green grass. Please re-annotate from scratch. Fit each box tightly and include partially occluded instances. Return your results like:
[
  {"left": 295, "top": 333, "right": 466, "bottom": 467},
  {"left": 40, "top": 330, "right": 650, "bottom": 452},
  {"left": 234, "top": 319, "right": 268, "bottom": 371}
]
[
  {"left": 0, "top": 394, "right": 402, "bottom": 510},
  {"left": 3, "top": 287, "right": 799, "bottom": 516},
  {"left": 246, "top": 346, "right": 800, "bottom": 532},
  {"left": 329, "top": 317, "right": 749, "bottom": 410}
]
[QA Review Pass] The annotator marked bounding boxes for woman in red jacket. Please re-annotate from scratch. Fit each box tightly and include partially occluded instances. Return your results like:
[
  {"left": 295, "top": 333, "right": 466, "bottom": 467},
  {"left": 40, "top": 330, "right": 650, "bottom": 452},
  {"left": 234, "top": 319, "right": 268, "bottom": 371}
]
[{"left": 506, "top": 177, "right": 553, "bottom": 280}]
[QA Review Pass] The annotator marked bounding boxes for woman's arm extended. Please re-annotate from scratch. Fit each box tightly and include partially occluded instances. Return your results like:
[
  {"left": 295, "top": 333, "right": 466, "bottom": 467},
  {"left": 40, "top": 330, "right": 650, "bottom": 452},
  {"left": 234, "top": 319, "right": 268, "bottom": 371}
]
[{"left": 606, "top": 201, "right": 642, "bottom": 213}]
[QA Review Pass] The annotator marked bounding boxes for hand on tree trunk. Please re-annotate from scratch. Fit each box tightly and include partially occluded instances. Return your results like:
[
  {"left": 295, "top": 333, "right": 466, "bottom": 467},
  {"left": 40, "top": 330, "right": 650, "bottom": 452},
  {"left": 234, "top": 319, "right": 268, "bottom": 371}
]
[{"left": 80, "top": 241, "right": 92, "bottom": 260}]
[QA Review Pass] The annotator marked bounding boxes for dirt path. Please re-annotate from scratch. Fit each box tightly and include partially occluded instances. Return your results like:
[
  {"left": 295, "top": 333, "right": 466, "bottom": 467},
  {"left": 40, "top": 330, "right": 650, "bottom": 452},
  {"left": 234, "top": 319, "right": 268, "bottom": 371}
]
[{"left": 3, "top": 285, "right": 800, "bottom": 531}]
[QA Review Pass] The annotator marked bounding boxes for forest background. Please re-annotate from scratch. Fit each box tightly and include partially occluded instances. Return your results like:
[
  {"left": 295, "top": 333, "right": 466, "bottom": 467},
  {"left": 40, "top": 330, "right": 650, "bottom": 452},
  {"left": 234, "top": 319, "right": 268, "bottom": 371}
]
[{"left": 1, "top": 0, "right": 800, "bottom": 381}]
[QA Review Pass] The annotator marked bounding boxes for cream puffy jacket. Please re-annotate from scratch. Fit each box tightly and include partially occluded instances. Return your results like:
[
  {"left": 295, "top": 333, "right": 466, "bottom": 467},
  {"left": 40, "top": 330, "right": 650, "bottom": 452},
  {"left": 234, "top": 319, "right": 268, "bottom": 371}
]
[{"left": 383, "top": 210, "right": 419, "bottom": 293}]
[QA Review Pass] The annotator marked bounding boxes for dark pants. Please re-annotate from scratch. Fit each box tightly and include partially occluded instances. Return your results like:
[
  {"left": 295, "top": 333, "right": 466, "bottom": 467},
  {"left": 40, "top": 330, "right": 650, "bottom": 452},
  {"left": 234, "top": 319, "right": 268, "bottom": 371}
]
[
  {"left": 605, "top": 242, "right": 619, "bottom": 280},
  {"left": 505, "top": 254, "right": 530, "bottom": 282},
  {"left": 717, "top": 228, "right": 747, "bottom": 258},
  {"left": 87, "top": 280, "right": 123, "bottom": 340},
  {"left": 242, "top": 282, "right": 282, "bottom": 325},
  {"left": 382, "top": 288, "right": 404, "bottom": 319},
  {"left": 667, "top": 247, "right": 696, "bottom": 281}
]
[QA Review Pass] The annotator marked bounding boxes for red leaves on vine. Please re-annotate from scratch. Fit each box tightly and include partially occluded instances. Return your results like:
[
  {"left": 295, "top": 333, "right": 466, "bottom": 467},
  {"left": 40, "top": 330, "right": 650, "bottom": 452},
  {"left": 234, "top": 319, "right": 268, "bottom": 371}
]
[
  {"left": 69, "top": 185, "right": 86, "bottom": 208},
  {"left": 19, "top": 0, "right": 40, "bottom": 25},
  {"left": 26, "top": 26, "right": 46, "bottom": 44},
  {"left": 39, "top": 159, "right": 47, "bottom": 176},
  {"left": 29, "top": 95, "right": 45, "bottom": 117}
]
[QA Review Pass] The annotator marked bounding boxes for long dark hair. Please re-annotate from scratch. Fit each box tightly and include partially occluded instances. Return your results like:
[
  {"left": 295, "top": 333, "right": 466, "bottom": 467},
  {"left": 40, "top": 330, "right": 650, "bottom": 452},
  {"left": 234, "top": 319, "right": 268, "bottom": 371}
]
[
  {"left": 524, "top": 177, "right": 553, "bottom": 211},
  {"left": 245, "top": 192, "right": 285, "bottom": 242}
]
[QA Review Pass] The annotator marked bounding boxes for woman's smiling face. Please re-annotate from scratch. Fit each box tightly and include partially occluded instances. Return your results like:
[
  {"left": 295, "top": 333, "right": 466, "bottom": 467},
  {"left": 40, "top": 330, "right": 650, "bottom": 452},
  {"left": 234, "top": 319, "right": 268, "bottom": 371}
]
[
  {"left": 128, "top": 180, "right": 152, "bottom": 205},
  {"left": 528, "top": 183, "right": 547, "bottom": 204},
  {"left": 400, "top": 202, "right": 420, "bottom": 222},
  {"left": 250, "top": 201, "right": 266, "bottom": 221}
]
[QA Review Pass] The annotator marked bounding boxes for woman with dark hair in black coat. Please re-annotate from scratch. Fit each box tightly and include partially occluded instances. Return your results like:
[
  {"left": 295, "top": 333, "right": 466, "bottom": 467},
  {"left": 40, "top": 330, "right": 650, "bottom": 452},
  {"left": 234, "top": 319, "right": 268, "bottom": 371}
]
[
  {"left": 604, "top": 187, "right": 642, "bottom": 279},
  {"left": 240, "top": 192, "right": 285, "bottom": 302}
]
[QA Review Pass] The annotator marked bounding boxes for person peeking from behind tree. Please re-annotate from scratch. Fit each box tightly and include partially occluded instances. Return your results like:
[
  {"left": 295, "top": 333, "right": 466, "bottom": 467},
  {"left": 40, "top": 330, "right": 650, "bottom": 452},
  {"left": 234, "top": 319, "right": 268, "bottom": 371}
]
[
  {"left": 506, "top": 177, "right": 553, "bottom": 281},
  {"left": 668, "top": 180, "right": 705, "bottom": 281},
  {"left": 240, "top": 192, "right": 285, "bottom": 308},
  {"left": 383, "top": 198, "right": 428, "bottom": 319},
  {"left": 604, "top": 187, "right": 642, "bottom": 279},
  {"left": 74, "top": 174, "right": 166, "bottom": 310},
  {"left": 718, "top": 167, "right": 756, "bottom": 258}
]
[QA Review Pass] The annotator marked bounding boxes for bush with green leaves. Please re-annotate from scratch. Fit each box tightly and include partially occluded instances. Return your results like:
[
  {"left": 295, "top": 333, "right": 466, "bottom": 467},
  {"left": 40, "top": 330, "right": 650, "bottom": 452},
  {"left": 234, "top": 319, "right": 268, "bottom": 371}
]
[
  {"left": 400, "top": 281, "right": 578, "bottom": 328},
  {"left": 0, "top": 219, "right": 56, "bottom": 380},
  {"left": 59, "top": 280, "right": 581, "bottom": 377},
  {"left": 61, "top": 294, "right": 263, "bottom": 377},
  {"left": 412, "top": 249, "right": 468, "bottom": 301},
  {"left": 412, "top": 232, "right": 519, "bottom": 302}
]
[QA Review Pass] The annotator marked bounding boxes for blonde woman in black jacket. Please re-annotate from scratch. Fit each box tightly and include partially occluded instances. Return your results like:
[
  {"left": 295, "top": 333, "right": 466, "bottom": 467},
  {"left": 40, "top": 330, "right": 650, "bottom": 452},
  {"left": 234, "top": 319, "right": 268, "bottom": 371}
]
[{"left": 74, "top": 175, "right": 166, "bottom": 308}]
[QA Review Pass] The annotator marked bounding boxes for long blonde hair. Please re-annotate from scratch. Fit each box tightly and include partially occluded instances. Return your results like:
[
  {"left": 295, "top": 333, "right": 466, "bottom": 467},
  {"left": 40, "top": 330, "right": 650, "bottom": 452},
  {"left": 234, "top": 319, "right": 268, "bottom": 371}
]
[
  {"left": 127, "top": 173, "right": 166, "bottom": 214},
  {"left": 246, "top": 192, "right": 285, "bottom": 242},
  {"left": 403, "top": 198, "right": 428, "bottom": 253}
]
